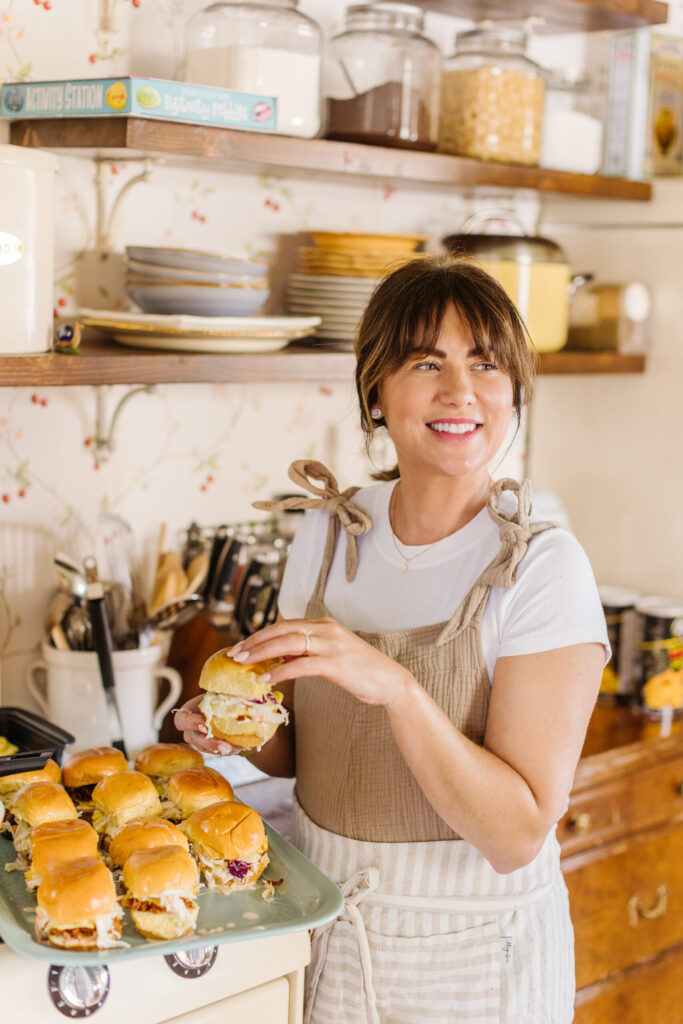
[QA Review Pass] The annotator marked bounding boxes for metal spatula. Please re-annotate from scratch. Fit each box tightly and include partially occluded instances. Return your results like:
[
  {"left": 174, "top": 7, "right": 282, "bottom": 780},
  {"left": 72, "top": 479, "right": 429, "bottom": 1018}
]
[{"left": 83, "top": 555, "right": 128, "bottom": 760}]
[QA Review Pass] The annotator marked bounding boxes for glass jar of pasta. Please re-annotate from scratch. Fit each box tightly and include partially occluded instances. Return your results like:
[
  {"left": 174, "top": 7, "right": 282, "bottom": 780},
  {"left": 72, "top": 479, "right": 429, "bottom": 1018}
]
[{"left": 438, "top": 25, "right": 545, "bottom": 165}]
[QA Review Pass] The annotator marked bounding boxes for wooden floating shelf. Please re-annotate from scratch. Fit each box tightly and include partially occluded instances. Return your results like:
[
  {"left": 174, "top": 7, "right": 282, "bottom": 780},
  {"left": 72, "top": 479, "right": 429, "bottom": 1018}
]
[
  {"left": 9, "top": 118, "right": 652, "bottom": 202},
  {"left": 0, "top": 341, "right": 646, "bottom": 388},
  {"left": 416, "top": 0, "right": 667, "bottom": 33}
]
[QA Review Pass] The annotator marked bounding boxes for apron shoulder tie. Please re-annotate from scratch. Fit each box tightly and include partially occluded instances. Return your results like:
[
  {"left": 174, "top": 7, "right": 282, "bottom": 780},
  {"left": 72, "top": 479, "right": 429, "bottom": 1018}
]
[
  {"left": 305, "top": 866, "right": 381, "bottom": 1024},
  {"left": 253, "top": 460, "right": 373, "bottom": 582}
]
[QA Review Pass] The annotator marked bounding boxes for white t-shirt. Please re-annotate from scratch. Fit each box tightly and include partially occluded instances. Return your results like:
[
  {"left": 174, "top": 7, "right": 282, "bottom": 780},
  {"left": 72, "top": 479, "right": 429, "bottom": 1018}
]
[{"left": 278, "top": 480, "right": 610, "bottom": 682}]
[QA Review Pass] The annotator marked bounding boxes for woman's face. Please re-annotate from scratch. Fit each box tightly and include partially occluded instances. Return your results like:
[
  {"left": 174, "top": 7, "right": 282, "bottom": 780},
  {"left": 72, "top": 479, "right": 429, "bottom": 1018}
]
[{"left": 378, "top": 304, "right": 515, "bottom": 486}]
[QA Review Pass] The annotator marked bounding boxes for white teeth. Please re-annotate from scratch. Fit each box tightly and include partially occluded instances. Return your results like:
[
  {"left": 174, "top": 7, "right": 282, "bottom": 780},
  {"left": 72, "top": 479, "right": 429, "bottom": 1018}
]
[{"left": 429, "top": 422, "right": 479, "bottom": 434}]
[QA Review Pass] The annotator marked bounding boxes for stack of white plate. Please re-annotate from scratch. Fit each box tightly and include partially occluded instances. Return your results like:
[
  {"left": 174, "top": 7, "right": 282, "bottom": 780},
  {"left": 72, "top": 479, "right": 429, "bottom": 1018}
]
[
  {"left": 124, "top": 246, "right": 270, "bottom": 317},
  {"left": 286, "top": 273, "right": 379, "bottom": 345}
]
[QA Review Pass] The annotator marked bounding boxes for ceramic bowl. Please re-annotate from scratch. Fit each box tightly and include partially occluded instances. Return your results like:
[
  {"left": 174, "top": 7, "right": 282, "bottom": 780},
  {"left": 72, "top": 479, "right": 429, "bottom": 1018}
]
[
  {"left": 126, "top": 281, "right": 270, "bottom": 317},
  {"left": 125, "top": 246, "right": 268, "bottom": 277},
  {"left": 125, "top": 259, "right": 268, "bottom": 285}
]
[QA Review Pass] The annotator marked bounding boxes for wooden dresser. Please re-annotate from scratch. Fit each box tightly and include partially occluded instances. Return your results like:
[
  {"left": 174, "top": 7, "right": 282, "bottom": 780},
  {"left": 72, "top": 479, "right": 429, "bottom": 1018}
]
[{"left": 559, "top": 703, "right": 683, "bottom": 1023}]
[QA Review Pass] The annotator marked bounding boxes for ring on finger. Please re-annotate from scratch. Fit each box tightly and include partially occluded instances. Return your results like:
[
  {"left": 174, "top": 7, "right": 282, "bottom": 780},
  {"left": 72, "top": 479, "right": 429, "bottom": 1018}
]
[{"left": 299, "top": 628, "right": 313, "bottom": 656}]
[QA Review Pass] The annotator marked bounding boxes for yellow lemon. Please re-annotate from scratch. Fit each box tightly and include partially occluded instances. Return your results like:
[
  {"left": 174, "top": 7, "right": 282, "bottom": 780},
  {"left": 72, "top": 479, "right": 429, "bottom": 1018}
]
[{"left": 136, "top": 86, "right": 161, "bottom": 110}]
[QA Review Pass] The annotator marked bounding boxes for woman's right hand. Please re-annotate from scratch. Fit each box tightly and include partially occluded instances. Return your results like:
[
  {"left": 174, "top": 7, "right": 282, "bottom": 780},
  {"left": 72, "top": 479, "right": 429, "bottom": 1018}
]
[{"left": 172, "top": 695, "right": 242, "bottom": 757}]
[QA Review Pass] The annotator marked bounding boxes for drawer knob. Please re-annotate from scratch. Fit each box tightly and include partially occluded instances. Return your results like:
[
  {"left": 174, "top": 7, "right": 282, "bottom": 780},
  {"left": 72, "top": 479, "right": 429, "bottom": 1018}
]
[
  {"left": 568, "top": 812, "right": 592, "bottom": 834},
  {"left": 627, "top": 883, "right": 669, "bottom": 928}
]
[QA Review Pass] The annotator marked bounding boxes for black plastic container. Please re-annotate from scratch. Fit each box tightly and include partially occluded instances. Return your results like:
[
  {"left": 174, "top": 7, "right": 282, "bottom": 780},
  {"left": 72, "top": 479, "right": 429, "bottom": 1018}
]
[{"left": 0, "top": 707, "right": 74, "bottom": 776}]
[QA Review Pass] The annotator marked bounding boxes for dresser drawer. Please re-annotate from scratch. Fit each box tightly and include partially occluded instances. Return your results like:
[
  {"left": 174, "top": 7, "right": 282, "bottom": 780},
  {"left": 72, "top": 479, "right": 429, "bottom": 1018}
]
[
  {"left": 563, "top": 821, "right": 683, "bottom": 989},
  {"left": 574, "top": 942, "right": 683, "bottom": 1024},
  {"left": 558, "top": 754, "right": 683, "bottom": 856}
]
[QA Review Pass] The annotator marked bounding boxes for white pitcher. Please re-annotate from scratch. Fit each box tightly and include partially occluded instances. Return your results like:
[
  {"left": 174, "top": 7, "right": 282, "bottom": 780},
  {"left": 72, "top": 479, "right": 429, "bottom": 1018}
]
[{"left": 25, "top": 643, "right": 182, "bottom": 759}]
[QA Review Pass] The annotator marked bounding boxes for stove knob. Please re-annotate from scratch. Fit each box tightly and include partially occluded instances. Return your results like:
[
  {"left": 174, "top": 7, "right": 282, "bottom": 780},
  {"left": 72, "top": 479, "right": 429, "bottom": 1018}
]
[
  {"left": 48, "top": 964, "right": 110, "bottom": 1017},
  {"left": 164, "top": 945, "right": 218, "bottom": 978}
]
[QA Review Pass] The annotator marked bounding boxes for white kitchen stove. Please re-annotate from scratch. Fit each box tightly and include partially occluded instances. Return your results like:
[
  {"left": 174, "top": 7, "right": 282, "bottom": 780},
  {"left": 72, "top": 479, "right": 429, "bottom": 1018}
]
[{"left": 0, "top": 928, "right": 309, "bottom": 1022}]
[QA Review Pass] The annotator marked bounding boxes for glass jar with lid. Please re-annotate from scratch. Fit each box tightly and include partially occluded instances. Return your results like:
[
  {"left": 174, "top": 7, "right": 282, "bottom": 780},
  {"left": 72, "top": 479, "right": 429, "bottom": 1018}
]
[
  {"left": 438, "top": 25, "right": 545, "bottom": 165},
  {"left": 540, "top": 71, "right": 604, "bottom": 174},
  {"left": 323, "top": 3, "right": 441, "bottom": 150},
  {"left": 183, "top": 1, "right": 322, "bottom": 138}
]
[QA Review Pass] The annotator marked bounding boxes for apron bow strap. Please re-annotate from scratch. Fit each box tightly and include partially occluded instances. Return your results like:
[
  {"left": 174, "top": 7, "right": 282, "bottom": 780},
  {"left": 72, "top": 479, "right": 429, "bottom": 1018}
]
[
  {"left": 253, "top": 460, "right": 373, "bottom": 582},
  {"left": 305, "top": 865, "right": 381, "bottom": 1024}
]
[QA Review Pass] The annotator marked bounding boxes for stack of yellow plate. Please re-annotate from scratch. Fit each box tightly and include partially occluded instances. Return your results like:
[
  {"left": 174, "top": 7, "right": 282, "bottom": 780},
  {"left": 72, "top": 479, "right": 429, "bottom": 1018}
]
[{"left": 298, "top": 231, "right": 428, "bottom": 279}]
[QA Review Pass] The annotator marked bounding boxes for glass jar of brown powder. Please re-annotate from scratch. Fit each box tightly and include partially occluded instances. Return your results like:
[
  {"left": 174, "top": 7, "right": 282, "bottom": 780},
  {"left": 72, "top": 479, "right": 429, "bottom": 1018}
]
[{"left": 323, "top": 3, "right": 441, "bottom": 150}]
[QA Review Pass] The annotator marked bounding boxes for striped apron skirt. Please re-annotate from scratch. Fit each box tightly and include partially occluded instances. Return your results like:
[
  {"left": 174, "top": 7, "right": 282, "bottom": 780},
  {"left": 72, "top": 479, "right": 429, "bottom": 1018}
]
[{"left": 292, "top": 796, "right": 575, "bottom": 1024}]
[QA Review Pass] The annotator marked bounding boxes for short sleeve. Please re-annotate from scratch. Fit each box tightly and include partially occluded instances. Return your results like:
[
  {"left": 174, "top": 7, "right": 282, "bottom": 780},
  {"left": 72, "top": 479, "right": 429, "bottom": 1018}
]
[
  {"left": 495, "top": 529, "right": 610, "bottom": 662},
  {"left": 277, "top": 508, "right": 329, "bottom": 619}
]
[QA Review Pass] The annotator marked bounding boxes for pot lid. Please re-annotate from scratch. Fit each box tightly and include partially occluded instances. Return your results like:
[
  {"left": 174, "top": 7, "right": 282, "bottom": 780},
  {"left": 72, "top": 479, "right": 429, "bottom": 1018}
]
[{"left": 442, "top": 211, "right": 568, "bottom": 264}]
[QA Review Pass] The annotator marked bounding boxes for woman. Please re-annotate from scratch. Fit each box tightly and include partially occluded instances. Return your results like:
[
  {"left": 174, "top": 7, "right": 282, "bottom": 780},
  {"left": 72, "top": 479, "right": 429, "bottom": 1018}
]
[{"left": 176, "top": 257, "right": 608, "bottom": 1024}]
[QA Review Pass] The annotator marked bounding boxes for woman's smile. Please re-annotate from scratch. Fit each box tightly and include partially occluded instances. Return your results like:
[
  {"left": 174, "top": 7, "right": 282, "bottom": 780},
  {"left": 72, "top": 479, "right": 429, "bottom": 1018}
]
[{"left": 426, "top": 417, "right": 482, "bottom": 439}]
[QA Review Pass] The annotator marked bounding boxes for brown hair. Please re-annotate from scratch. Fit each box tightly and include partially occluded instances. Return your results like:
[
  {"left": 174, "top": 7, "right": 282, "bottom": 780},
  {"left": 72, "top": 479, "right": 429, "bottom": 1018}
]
[{"left": 354, "top": 256, "right": 537, "bottom": 480}]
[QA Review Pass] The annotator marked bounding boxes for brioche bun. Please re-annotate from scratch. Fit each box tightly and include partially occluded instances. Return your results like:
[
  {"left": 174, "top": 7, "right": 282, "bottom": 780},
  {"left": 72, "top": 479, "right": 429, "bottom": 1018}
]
[
  {"left": 92, "top": 771, "right": 162, "bottom": 834},
  {"left": 123, "top": 845, "right": 199, "bottom": 940},
  {"left": 10, "top": 782, "right": 77, "bottom": 829},
  {"left": 0, "top": 759, "right": 60, "bottom": 799},
  {"left": 165, "top": 766, "right": 234, "bottom": 819},
  {"left": 198, "top": 648, "right": 283, "bottom": 699},
  {"left": 134, "top": 743, "right": 203, "bottom": 780},
  {"left": 109, "top": 817, "right": 188, "bottom": 868},
  {"left": 36, "top": 857, "right": 121, "bottom": 950},
  {"left": 26, "top": 819, "right": 99, "bottom": 889},
  {"left": 183, "top": 800, "right": 267, "bottom": 862},
  {"left": 197, "top": 648, "right": 288, "bottom": 750},
  {"left": 62, "top": 747, "right": 129, "bottom": 788}
]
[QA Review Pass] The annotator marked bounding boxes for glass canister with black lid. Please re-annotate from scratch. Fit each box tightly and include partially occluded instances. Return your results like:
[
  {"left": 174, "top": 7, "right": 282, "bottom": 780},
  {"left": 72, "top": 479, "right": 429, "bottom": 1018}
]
[
  {"left": 323, "top": 2, "right": 441, "bottom": 150},
  {"left": 438, "top": 24, "right": 545, "bottom": 165}
]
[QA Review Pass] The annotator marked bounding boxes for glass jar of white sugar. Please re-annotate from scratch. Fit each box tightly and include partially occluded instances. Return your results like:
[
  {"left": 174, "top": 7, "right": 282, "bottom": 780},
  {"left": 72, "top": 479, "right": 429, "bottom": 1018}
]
[
  {"left": 540, "top": 71, "right": 604, "bottom": 175},
  {"left": 183, "top": 0, "right": 322, "bottom": 138}
]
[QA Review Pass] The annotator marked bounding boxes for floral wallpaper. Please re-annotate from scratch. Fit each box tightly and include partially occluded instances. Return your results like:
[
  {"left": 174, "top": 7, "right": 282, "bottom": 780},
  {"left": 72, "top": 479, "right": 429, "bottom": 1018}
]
[{"left": 0, "top": 0, "right": 547, "bottom": 709}]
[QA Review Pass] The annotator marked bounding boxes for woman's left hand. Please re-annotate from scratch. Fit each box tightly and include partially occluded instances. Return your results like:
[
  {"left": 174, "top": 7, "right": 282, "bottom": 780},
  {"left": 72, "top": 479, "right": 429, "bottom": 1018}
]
[{"left": 229, "top": 616, "right": 413, "bottom": 708}]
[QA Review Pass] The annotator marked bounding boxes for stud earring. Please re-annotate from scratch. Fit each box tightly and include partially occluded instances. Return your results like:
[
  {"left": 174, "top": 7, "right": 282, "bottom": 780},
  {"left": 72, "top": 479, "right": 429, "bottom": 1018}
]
[{"left": 371, "top": 406, "right": 383, "bottom": 420}]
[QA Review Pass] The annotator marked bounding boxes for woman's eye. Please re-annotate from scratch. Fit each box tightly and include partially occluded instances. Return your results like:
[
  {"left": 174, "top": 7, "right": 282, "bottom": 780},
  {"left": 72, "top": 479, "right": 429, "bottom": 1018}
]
[
  {"left": 475, "top": 361, "right": 498, "bottom": 371},
  {"left": 414, "top": 360, "right": 439, "bottom": 371}
]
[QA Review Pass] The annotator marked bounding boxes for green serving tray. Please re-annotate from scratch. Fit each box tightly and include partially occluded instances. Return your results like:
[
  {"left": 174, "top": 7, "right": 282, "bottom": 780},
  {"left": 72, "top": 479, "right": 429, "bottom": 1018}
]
[{"left": 0, "top": 818, "right": 343, "bottom": 965}]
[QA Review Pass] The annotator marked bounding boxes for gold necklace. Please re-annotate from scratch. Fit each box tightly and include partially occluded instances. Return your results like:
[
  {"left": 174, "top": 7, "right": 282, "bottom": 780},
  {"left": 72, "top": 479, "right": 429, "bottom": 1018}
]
[{"left": 388, "top": 485, "right": 448, "bottom": 573}]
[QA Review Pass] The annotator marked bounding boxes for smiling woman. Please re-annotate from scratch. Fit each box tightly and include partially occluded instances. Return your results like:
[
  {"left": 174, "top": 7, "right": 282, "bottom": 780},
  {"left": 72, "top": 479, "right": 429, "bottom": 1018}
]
[{"left": 175, "top": 256, "right": 608, "bottom": 1024}]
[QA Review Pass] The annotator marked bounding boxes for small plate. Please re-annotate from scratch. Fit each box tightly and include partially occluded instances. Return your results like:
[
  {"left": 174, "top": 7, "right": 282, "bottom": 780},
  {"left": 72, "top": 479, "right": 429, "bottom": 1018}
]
[{"left": 111, "top": 332, "right": 298, "bottom": 354}]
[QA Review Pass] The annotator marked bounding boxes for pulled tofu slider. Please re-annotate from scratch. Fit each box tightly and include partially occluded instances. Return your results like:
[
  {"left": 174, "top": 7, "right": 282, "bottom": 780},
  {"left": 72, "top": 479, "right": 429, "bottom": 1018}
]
[
  {"left": 36, "top": 856, "right": 124, "bottom": 951},
  {"left": 134, "top": 743, "right": 204, "bottom": 798},
  {"left": 163, "top": 766, "right": 234, "bottom": 823},
  {"left": 25, "top": 818, "right": 99, "bottom": 890},
  {"left": 6, "top": 782, "right": 77, "bottom": 863},
  {"left": 181, "top": 800, "right": 268, "bottom": 893},
  {"left": 198, "top": 647, "right": 289, "bottom": 750},
  {"left": 62, "top": 746, "right": 129, "bottom": 817},
  {"left": 109, "top": 817, "right": 189, "bottom": 870},
  {"left": 91, "top": 771, "right": 162, "bottom": 841},
  {"left": 0, "top": 760, "right": 61, "bottom": 830},
  {"left": 122, "top": 845, "right": 199, "bottom": 940}
]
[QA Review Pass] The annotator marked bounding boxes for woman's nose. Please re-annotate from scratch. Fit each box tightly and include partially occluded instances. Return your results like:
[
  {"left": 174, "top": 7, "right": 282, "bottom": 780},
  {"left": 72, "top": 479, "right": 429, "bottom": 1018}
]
[{"left": 439, "top": 367, "right": 474, "bottom": 405}]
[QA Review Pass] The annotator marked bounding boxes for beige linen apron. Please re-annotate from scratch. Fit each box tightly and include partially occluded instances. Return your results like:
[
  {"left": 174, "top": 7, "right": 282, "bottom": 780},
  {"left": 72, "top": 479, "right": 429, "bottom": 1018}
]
[{"left": 257, "top": 463, "right": 575, "bottom": 1024}]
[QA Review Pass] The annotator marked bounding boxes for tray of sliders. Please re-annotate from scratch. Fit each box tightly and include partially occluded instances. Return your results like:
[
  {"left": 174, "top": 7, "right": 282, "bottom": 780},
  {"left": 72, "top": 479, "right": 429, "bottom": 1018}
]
[{"left": 0, "top": 652, "right": 343, "bottom": 965}]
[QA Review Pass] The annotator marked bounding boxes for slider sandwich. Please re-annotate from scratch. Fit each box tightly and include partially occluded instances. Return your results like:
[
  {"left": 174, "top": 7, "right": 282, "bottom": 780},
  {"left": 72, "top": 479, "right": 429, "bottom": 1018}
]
[
  {"left": 134, "top": 743, "right": 204, "bottom": 798},
  {"left": 108, "top": 817, "right": 189, "bottom": 870},
  {"left": 25, "top": 818, "right": 99, "bottom": 890},
  {"left": 122, "top": 845, "right": 199, "bottom": 940},
  {"left": 62, "top": 746, "right": 129, "bottom": 818},
  {"left": 0, "top": 760, "right": 61, "bottom": 835},
  {"left": 6, "top": 782, "right": 77, "bottom": 865},
  {"left": 35, "top": 856, "right": 123, "bottom": 951},
  {"left": 182, "top": 800, "right": 268, "bottom": 893},
  {"left": 91, "top": 771, "right": 162, "bottom": 843},
  {"left": 198, "top": 647, "right": 288, "bottom": 751},
  {"left": 163, "top": 766, "right": 234, "bottom": 823}
]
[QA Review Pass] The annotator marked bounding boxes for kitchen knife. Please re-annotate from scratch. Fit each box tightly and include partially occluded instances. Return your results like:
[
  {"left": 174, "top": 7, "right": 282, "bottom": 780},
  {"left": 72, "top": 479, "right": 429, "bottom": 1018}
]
[
  {"left": 201, "top": 524, "right": 229, "bottom": 602},
  {"left": 83, "top": 555, "right": 128, "bottom": 760}
]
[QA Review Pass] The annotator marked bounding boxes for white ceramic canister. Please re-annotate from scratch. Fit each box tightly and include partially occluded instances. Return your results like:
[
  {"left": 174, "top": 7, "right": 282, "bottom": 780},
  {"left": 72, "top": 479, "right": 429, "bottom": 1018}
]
[
  {"left": 0, "top": 144, "right": 59, "bottom": 355},
  {"left": 25, "top": 643, "right": 182, "bottom": 759}
]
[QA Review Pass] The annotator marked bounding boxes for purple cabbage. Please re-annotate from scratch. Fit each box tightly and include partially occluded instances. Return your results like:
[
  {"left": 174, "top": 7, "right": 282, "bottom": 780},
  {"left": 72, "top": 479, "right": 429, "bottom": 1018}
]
[{"left": 228, "top": 859, "right": 250, "bottom": 879}]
